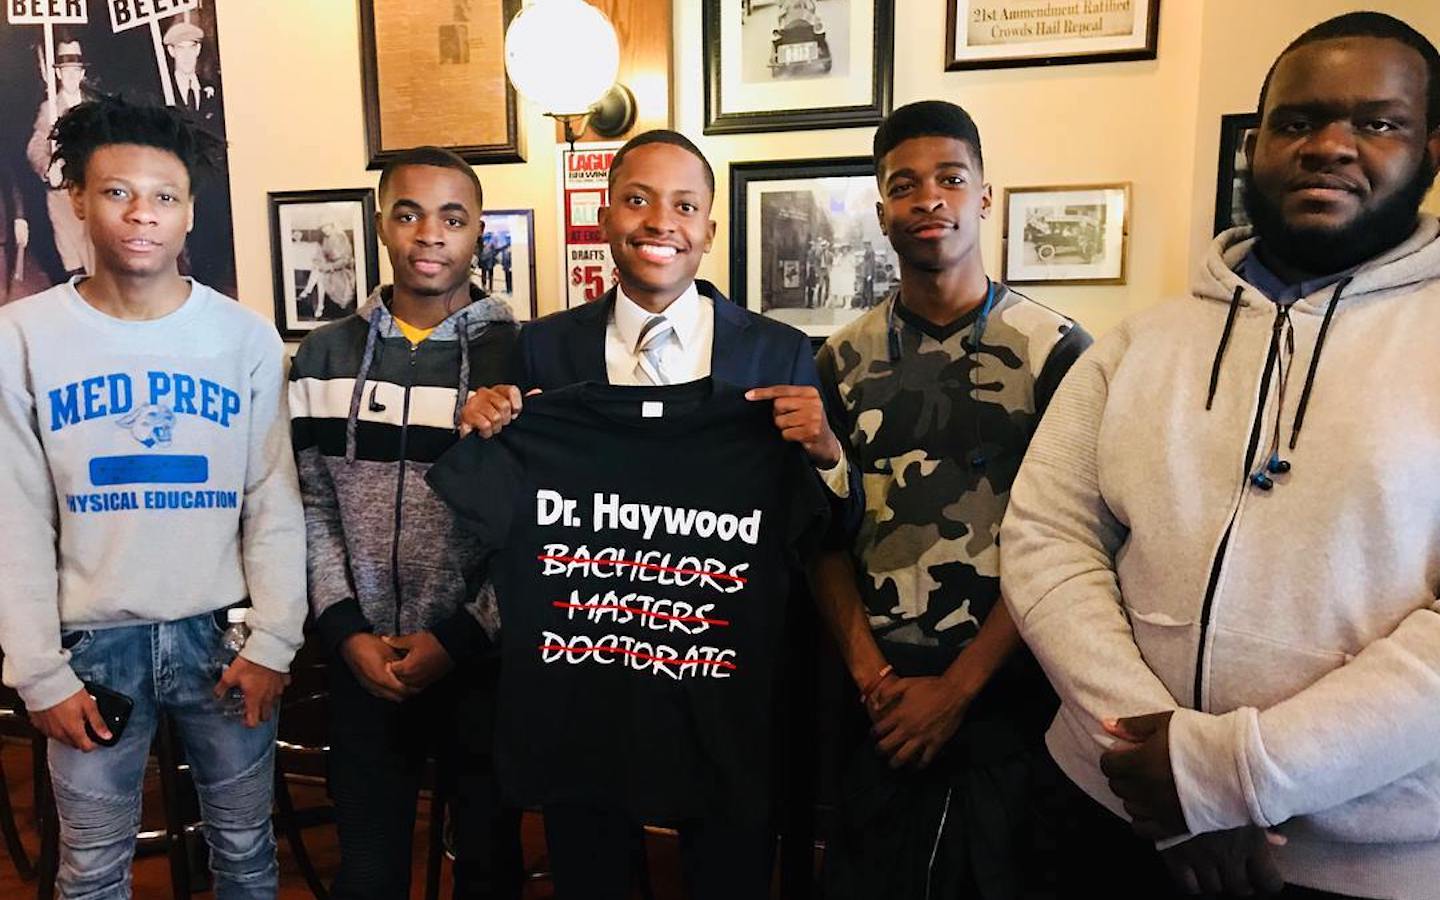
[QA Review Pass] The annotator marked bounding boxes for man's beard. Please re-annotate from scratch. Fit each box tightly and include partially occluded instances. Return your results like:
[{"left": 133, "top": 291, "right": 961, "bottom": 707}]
[{"left": 1242, "top": 161, "right": 1436, "bottom": 275}]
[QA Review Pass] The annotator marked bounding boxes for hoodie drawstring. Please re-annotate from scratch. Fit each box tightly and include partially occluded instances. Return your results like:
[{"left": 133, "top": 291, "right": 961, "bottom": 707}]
[
  {"left": 1251, "top": 309, "right": 1296, "bottom": 486},
  {"left": 1205, "top": 286, "right": 1245, "bottom": 410},
  {"left": 454, "top": 311, "right": 471, "bottom": 428},
  {"left": 1288, "top": 276, "right": 1352, "bottom": 451},
  {"left": 345, "top": 304, "right": 384, "bottom": 463},
  {"left": 1234, "top": 276, "right": 1353, "bottom": 489}
]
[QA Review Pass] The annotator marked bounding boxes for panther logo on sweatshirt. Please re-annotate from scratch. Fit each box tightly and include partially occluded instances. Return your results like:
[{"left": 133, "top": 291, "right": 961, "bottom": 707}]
[{"left": 116, "top": 404, "right": 176, "bottom": 449}]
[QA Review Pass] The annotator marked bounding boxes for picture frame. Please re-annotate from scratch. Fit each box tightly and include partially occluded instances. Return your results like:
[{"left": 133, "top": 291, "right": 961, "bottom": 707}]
[
  {"left": 1214, "top": 112, "right": 1260, "bottom": 235},
  {"left": 945, "top": 0, "right": 1160, "bottom": 71},
  {"left": 268, "top": 189, "right": 381, "bottom": 341},
  {"left": 1001, "top": 183, "right": 1130, "bottom": 286},
  {"left": 703, "top": 0, "right": 894, "bottom": 135},
  {"left": 473, "top": 209, "right": 538, "bottom": 321},
  {"left": 358, "top": 0, "right": 523, "bottom": 168},
  {"left": 730, "top": 157, "right": 900, "bottom": 339}
]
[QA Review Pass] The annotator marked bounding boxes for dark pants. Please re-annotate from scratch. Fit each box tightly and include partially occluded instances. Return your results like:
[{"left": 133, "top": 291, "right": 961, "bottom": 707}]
[
  {"left": 822, "top": 728, "right": 1061, "bottom": 900},
  {"left": 543, "top": 803, "right": 773, "bottom": 900},
  {"left": 327, "top": 655, "right": 522, "bottom": 900},
  {"left": 1045, "top": 766, "right": 1357, "bottom": 899}
]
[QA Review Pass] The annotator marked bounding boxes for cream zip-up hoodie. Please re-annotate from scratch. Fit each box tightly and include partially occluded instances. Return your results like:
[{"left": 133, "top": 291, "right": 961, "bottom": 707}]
[{"left": 1001, "top": 220, "right": 1440, "bottom": 899}]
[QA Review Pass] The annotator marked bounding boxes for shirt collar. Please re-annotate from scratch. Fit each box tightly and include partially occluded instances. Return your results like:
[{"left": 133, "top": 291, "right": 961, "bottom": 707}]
[
  {"left": 613, "top": 281, "right": 702, "bottom": 351},
  {"left": 1237, "top": 246, "right": 1356, "bottom": 306}
]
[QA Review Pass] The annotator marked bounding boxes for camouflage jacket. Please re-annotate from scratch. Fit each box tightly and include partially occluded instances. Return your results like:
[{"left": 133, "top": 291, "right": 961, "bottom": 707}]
[{"left": 818, "top": 286, "right": 1090, "bottom": 679}]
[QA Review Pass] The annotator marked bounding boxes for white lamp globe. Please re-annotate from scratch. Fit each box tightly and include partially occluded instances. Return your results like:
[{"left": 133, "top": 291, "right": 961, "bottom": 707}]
[{"left": 505, "top": 0, "right": 621, "bottom": 116}]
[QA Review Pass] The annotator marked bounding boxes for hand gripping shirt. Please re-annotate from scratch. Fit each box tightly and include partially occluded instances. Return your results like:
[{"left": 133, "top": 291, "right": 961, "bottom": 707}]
[{"left": 427, "top": 378, "right": 829, "bottom": 823}]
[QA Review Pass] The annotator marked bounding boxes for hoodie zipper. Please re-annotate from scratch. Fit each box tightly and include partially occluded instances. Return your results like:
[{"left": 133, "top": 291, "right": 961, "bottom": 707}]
[
  {"left": 1191, "top": 304, "right": 1287, "bottom": 709},
  {"left": 390, "top": 342, "right": 418, "bottom": 633}
]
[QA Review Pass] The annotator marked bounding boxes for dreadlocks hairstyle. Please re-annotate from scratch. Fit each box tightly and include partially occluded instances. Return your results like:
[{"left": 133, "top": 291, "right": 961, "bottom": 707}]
[
  {"left": 377, "top": 145, "right": 484, "bottom": 208},
  {"left": 50, "top": 94, "right": 226, "bottom": 191},
  {"left": 607, "top": 129, "right": 716, "bottom": 196},
  {"left": 872, "top": 100, "right": 985, "bottom": 178},
  {"left": 1258, "top": 11, "right": 1440, "bottom": 131}
]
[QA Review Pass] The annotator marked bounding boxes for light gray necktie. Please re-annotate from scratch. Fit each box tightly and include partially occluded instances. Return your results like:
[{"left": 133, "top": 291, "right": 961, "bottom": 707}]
[{"left": 634, "top": 314, "right": 677, "bottom": 385}]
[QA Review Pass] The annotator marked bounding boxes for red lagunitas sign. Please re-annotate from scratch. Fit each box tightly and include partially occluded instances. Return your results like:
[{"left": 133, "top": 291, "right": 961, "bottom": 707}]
[{"left": 559, "top": 143, "right": 621, "bottom": 308}]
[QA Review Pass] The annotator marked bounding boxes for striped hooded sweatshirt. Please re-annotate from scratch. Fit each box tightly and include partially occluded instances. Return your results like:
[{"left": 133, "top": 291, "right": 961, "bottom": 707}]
[
  {"left": 1001, "top": 219, "right": 1440, "bottom": 898},
  {"left": 288, "top": 285, "right": 517, "bottom": 662}
]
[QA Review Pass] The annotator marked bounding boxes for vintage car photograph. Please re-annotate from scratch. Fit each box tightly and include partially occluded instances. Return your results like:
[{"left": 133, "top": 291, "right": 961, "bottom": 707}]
[
  {"left": 1003, "top": 183, "right": 1130, "bottom": 285},
  {"left": 1022, "top": 207, "right": 1105, "bottom": 264}
]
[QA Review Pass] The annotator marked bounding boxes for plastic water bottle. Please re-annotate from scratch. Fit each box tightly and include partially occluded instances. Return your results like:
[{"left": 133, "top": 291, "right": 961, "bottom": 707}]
[{"left": 216, "top": 608, "right": 249, "bottom": 717}]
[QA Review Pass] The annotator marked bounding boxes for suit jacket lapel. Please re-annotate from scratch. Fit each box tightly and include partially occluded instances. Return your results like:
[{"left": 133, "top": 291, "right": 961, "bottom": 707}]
[
  {"left": 702, "top": 280, "right": 752, "bottom": 385},
  {"left": 566, "top": 290, "right": 614, "bottom": 383}
]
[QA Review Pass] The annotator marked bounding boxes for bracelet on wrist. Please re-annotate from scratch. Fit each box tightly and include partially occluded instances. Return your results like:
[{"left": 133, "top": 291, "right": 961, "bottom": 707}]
[{"left": 859, "top": 663, "right": 893, "bottom": 705}]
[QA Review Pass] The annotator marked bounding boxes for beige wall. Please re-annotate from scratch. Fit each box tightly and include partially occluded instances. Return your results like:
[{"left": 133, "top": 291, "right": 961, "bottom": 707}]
[
  {"left": 677, "top": 0, "right": 1204, "bottom": 338},
  {"left": 219, "top": 0, "right": 1437, "bottom": 340}
]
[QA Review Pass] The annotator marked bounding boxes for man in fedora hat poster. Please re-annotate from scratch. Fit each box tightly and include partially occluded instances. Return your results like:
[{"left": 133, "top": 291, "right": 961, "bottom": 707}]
[{"left": 25, "top": 39, "right": 94, "bottom": 279}]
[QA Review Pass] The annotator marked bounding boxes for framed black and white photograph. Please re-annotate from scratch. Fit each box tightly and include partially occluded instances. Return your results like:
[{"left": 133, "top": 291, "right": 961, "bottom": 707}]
[
  {"left": 472, "top": 208, "right": 537, "bottom": 321},
  {"left": 946, "top": 0, "right": 1160, "bottom": 71},
  {"left": 0, "top": 4, "right": 235, "bottom": 305},
  {"left": 268, "top": 189, "right": 380, "bottom": 341},
  {"left": 703, "top": 0, "right": 893, "bottom": 135},
  {"left": 731, "top": 157, "right": 899, "bottom": 339},
  {"left": 1214, "top": 112, "right": 1260, "bottom": 235},
  {"left": 1002, "top": 183, "right": 1129, "bottom": 285}
]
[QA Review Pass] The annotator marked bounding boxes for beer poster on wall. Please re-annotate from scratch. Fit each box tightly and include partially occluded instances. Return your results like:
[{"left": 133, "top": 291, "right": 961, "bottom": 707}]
[
  {"left": 0, "top": 0, "right": 234, "bottom": 305},
  {"left": 558, "top": 141, "right": 620, "bottom": 308}
]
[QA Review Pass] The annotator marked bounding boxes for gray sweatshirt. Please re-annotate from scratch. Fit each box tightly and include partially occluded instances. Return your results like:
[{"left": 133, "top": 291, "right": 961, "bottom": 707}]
[
  {"left": 0, "top": 279, "right": 307, "bottom": 710},
  {"left": 1000, "top": 220, "right": 1440, "bottom": 898}
]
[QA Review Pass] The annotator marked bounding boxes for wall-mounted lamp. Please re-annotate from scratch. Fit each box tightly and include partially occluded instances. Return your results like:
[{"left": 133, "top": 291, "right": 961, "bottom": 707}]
[{"left": 504, "top": 0, "right": 637, "bottom": 149}]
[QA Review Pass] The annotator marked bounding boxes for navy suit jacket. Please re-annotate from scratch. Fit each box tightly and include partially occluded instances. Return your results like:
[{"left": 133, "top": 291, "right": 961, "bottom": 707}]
[{"left": 510, "top": 279, "right": 820, "bottom": 391}]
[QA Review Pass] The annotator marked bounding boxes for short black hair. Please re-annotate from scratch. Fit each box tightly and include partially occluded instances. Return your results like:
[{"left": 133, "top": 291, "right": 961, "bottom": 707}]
[
  {"left": 873, "top": 100, "right": 984, "bottom": 177},
  {"left": 1258, "top": 11, "right": 1440, "bottom": 131},
  {"left": 607, "top": 129, "right": 715, "bottom": 195},
  {"left": 51, "top": 94, "right": 225, "bottom": 190},
  {"left": 377, "top": 146, "right": 484, "bottom": 208}
]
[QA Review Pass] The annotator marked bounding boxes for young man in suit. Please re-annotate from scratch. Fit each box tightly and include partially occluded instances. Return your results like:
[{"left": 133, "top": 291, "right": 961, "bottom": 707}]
[
  {"left": 457, "top": 129, "right": 852, "bottom": 899},
  {"left": 460, "top": 130, "right": 845, "bottom": 477}
]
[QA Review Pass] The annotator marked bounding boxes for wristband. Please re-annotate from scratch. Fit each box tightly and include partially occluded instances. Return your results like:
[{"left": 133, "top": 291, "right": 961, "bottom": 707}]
[{"left": 859, "top": 663, "right": 893, "bottom": 705}]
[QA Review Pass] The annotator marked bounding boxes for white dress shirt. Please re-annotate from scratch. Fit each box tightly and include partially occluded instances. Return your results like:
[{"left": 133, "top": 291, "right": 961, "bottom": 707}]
[
  {"left": 178, "top": 74, "right": 202, "bottom": 110},
  {"left": 605, "top": 282, "right": 713, "bottom": 386}
]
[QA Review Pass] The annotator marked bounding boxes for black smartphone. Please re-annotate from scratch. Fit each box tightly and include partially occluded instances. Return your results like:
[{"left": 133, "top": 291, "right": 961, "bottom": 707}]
[{"left": 83, "top": 681, "right": 133, "bottom": 748}]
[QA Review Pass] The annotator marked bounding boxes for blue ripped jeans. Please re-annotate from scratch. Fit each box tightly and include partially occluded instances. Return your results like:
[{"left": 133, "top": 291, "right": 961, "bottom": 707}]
[{"left": 49, "top": 609, "right": 279, "bottom": 900}]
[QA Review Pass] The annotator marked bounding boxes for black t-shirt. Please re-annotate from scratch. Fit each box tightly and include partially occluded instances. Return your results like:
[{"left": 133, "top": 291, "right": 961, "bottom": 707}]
[{"left": 427, "top": 378, "right": 829, "bottom": 824}]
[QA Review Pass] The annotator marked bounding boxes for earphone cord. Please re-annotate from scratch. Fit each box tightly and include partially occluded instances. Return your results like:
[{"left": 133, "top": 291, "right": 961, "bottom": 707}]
[
  {"left": 1258, "top": 310, "right": 1295, "bottom": 474},
  {"left": 967, "top": 278, "right": 998, "bottom": 466}
]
